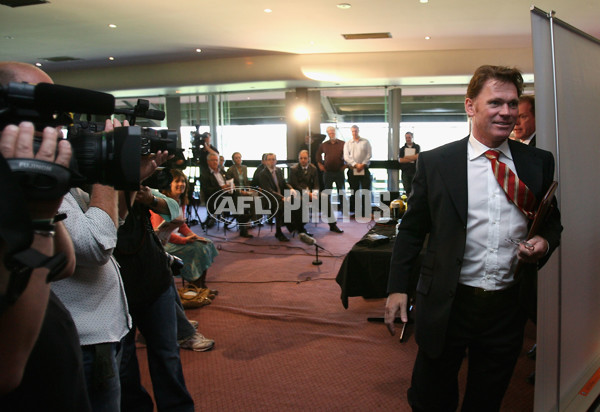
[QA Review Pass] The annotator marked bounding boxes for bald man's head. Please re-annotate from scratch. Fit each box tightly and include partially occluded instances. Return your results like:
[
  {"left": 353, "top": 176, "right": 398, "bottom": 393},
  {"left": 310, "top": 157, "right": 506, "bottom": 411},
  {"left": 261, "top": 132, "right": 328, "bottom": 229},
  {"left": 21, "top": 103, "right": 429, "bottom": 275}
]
[{"left": 0, "top": 61, "right": 53, "bottom": 86}]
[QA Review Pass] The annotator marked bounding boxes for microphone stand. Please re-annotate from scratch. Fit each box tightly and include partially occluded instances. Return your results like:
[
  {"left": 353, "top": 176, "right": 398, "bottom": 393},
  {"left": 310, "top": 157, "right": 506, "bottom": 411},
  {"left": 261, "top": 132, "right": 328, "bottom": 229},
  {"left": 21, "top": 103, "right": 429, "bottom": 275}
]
[{"left": 312, "top": 244, "right": 322, "bottom": 266}]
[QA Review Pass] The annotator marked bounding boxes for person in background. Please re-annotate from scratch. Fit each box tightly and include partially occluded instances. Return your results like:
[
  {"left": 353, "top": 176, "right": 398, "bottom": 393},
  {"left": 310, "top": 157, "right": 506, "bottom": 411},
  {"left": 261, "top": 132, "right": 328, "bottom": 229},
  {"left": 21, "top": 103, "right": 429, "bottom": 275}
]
[
  {"left": 288, "top": 149, "right": 319, "bottom": 236},
  {"left": 201, "top": 153, "right": 254, "bottom": 238},
  {"left": 343, "top": 125, "right": 372, "bottom": 217},
  {"left": 226, "top": 151, "right": 249, "bottom": 187},
  {"left": 385, "top": 65, "right": 562, "bottom": 411},
  {"left": 514, "top": 95, "right": 536, "bottom": 147},
  {"left": 398, "top": 131, "right": 420, "bottom": 197},
  {"left": 218, "top": 155, "right": 226, "bottom": 174},
  {"left": 153, "top": 169, "right": 219, "bottom": 290},
  {"left": 256, "top": 153, "right": 300, "bottom": 242},
  {"left": 197, "top": 132, "right": 219, "bottom": 176},
  {"left": 252, "top": 153, "right": 268, "bottom": 186},
  {"left": 316, "top": 126, "right": 345, "bottom": 233},
  {"left": 514, "top": 93, "right": 538, "bottom": 384}
]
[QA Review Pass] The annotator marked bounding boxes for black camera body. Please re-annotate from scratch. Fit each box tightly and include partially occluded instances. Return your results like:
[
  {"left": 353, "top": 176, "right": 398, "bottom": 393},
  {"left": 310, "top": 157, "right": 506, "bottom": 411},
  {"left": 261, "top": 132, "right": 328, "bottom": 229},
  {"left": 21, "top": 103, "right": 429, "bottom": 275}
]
[{"left": 1, "top": 82, "right": 178, "bottom": 193}]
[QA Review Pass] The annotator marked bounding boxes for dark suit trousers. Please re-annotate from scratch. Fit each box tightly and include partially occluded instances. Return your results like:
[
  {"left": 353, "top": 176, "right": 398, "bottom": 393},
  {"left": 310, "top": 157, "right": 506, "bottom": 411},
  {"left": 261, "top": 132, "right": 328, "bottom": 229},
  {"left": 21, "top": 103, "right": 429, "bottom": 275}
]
[
  {"left": 346, "top": 168, "right": 371, "bottom": 216},
  {"left": 408, "top": 284, "right": 527, "bottom": 412}
]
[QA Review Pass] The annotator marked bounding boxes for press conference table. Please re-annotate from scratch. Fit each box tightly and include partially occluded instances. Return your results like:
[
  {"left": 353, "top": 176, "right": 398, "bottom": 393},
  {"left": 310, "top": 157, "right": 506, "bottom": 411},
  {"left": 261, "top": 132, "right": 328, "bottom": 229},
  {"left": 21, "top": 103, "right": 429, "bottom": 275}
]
[{"left": 335, "top": 223, "right": 397, "bottom": 309}]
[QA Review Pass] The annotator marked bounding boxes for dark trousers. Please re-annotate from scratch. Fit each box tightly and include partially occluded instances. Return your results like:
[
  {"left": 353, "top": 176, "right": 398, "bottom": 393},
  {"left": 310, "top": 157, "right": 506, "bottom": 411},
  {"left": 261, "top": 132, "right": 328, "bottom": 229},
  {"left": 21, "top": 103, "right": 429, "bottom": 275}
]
[
  {"left": 271, "top": 197, "right": 303, "bottom": 234},
  {"left": 120, "top": 286, "right": 194, "bottom": 412},
  {"left": 401, "top": 170, "right": 416, "bottom": 197},
  {"left": 408, "top": 284, "right": 527, "bottom": 412},
  {"left": 346, "top": 168, "right": 371, "bottom": 216},
  {"left": 322, "top": 170, "right": 346, "bottom": 224}
]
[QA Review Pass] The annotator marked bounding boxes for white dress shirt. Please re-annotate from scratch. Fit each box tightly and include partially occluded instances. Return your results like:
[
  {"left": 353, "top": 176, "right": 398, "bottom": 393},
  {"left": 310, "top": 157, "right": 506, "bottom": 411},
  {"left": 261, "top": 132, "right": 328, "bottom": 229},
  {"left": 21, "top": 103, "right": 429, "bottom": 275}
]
[
  {"left": 459, "top": 136, "right": 529, "bottom": 291},
  {"left": 344, "top": 137, "right": 372, "bottom": 167}
]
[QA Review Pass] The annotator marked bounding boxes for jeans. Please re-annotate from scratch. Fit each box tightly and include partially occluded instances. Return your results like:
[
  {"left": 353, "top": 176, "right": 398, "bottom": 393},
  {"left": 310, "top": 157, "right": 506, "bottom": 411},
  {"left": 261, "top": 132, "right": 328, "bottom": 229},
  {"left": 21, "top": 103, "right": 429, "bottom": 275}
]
[
  {"left": 81, "top": 342, "right": 122, "bottom": 412},
  {"left": 120, "top": 286, "right": 194, "bottom": 412},
  {"left": 174, "top": 282, "right": 196, "bottom": 342}
]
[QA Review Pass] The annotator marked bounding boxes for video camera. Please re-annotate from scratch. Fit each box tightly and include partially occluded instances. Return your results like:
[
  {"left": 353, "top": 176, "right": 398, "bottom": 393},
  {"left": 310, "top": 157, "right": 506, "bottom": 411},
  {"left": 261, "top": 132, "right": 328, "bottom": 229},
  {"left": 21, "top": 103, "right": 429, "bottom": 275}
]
[
  {"left": 0, "top": 82, "right": 178, "bottom": 194},
  {"left": 190, "top": 125, "right": 209, "bottom": 161}
]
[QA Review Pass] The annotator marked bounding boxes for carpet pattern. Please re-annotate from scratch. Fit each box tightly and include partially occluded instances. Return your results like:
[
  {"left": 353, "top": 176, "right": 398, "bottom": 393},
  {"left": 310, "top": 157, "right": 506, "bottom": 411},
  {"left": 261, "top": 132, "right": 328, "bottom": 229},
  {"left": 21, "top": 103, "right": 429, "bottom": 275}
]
[{"left": 136, "top": 215, "right": 535, "bottom": 411}]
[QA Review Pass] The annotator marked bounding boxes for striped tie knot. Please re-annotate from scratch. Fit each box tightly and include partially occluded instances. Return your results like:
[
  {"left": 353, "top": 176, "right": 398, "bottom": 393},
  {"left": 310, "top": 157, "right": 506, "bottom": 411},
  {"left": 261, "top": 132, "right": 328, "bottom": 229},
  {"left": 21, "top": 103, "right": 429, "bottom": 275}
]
[{"left": 484, "top": 149, "right": 537, "bottom": 219}]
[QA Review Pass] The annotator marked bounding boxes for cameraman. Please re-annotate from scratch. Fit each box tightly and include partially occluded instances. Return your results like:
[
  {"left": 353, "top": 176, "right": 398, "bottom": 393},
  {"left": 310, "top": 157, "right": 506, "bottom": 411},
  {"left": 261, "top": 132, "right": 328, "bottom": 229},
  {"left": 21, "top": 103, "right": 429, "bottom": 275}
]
[
  {"left": 0, "top": 117, "right": 88, "bottom": 410},
  {"left": 197, "top": 132, "right": 219, "bottom": 176},
  {"left": 53, "top": 115, "right": 171, "bottom": 412}
]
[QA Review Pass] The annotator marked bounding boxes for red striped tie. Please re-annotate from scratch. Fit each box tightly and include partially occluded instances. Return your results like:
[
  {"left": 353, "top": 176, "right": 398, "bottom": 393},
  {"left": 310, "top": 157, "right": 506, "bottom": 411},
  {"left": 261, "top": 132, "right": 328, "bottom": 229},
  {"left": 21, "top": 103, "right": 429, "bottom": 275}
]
[{"left": 484, "top": 150, "right": 537, "bottom": 220}]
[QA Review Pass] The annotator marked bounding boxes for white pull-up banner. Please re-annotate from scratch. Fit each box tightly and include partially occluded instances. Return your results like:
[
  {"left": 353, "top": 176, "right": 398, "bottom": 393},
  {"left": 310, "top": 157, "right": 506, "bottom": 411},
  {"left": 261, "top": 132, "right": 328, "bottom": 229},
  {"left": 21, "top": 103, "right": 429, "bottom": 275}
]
[{"left": 531, "top": 6, "right": 600, "bottom": 412}]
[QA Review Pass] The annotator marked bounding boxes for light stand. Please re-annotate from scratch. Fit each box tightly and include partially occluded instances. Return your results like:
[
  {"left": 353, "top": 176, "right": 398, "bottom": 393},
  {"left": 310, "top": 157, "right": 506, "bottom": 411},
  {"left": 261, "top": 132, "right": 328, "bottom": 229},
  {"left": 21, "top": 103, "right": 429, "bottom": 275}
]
[
  {"left": 307, "top": 111, "right": 312, "bottom": 166},
  {"left": 312, "top": 244, "right": 322, "bottom": 266}
]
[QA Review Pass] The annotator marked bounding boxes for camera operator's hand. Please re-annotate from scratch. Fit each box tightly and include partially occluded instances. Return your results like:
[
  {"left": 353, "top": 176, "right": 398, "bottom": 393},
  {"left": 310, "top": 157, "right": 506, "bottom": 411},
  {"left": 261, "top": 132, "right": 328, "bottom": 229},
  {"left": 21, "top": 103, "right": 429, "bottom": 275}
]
[
  {"left": 0, "top": 122, "right": 71, "bottom": 219},
  {"left": 140, "top": 150, "right": 171, "bottom": 182}
]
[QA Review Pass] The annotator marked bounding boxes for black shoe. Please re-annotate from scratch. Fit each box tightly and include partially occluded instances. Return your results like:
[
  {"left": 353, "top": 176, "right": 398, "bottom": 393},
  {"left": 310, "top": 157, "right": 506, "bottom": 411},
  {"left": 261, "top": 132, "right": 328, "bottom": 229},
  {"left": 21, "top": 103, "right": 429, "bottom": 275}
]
[
  {"left": 275, "top": 232, "right": 289, "bottom": 242},
  {"left": 330, "top": 224, "right": 343, "bottom": 233},
  {"left": 240, "top": 228, "right": 254, "bottom": 238}
]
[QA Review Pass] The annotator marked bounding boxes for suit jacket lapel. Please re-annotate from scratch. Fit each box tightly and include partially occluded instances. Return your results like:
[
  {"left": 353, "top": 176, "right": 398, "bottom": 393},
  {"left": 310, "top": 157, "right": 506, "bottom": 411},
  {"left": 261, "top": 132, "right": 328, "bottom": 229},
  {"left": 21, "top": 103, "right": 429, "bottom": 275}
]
[
  {"left": 438, "top": 137, "right": 469, "bottom": 226},
  {"left": 509, "top": 139, "right": 544, "bottom": 199}
]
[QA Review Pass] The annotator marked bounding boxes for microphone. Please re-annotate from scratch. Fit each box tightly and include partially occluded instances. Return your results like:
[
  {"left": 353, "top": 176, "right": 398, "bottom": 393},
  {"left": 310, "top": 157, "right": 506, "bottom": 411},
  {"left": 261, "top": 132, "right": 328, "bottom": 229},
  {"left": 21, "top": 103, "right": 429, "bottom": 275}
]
[
  {"left": 34, "top": 82, "right": 115, "bottom": 115},
  {"left": 299, "top": 232, "right": 324, "bottom": 250}
]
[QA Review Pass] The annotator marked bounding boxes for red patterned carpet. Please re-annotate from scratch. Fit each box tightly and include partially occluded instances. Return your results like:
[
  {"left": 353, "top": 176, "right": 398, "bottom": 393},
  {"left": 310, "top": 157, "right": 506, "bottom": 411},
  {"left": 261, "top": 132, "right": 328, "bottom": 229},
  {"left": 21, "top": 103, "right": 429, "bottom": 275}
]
[{"left": 136, "top": 215, "right": 535, "bottom": 411}]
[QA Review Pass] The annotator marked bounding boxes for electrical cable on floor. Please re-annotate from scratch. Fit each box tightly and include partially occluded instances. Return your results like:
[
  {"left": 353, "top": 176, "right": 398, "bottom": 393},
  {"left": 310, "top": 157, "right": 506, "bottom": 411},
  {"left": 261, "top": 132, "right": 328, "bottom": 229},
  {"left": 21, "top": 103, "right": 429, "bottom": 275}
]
[
  {"left": 207, "top": 277, "right": 337, "bottom": 285},
  {"left": 198, "top": 236, "right": 347, "bottom": 258}
]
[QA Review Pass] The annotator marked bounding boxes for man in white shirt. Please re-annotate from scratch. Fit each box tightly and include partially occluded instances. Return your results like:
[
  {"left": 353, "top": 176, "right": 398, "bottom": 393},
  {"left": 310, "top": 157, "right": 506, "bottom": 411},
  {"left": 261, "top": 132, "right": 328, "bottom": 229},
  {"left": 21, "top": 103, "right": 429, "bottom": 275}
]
[
  {"left": 385, "top": 65, "right": 562, "bottom": 411},
  {"left": 343, "top": 125, "right": 372, "bottom": 217}
]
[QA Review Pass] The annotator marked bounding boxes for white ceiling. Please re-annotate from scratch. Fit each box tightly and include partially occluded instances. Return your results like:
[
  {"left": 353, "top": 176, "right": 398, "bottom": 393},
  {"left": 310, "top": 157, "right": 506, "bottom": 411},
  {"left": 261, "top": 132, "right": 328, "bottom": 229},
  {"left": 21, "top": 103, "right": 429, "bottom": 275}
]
[
  {"left": 1, "top": 0, "right": 598, "bottom": 69},
  {"left": 1, "top": 0, "right": 598, "bottom": 95}
]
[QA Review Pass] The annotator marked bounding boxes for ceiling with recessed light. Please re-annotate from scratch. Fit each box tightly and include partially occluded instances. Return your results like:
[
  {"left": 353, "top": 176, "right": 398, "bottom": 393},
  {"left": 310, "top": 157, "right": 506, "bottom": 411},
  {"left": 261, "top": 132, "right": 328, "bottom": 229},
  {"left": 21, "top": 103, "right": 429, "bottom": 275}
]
[{"left": 0, "top": 0, "right": 598, "bottom": 94}]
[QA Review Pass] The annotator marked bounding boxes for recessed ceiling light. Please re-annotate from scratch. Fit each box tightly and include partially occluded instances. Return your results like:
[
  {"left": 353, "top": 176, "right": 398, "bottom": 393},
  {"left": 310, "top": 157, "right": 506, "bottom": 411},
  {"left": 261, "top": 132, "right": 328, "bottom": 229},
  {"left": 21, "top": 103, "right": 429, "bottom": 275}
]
[
  {"left": 108, "top": 24, "right": 117, "bottom": 28},
  {"left": 420, "top": 0, "right": 428, "bottom": 3},
  {"left": 425, "top": 36, "right": 431, "bottom": 40},
  {"left": 195, "top": 48, "right": 202, "bottom": 53},
  {"left": 108, "top": 56, "right": 115, "bottom": 61},
  {"left": 264, "top": 8, "right": 272, "bottom": 13},
  {"left": 337, "top": 3, "right": 351, "bottom": 9}
]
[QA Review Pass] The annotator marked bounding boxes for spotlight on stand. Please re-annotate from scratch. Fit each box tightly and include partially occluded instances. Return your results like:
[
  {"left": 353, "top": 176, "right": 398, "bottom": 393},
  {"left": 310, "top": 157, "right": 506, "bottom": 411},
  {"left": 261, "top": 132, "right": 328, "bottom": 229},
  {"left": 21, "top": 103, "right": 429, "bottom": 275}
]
[{"left": 294, "top": 105, "right": 312, "bottom": 163}]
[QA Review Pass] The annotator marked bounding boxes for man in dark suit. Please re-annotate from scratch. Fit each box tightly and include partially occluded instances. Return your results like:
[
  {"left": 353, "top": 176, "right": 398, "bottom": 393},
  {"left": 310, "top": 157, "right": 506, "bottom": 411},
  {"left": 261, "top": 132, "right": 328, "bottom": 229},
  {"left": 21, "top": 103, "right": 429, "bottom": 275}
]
[
  {"left": 251, "top": 153, "right": 268, "bottom": 186},
  {"left": 398, "top": 131, "right": 420, "bottom": 196},
  {"left": 514, "top": 94, "right": 539, "bottom": 381},
  {"left": 256, "top": 153, "right": 300, "bottom": 242},
  {"left": 200, "top": 153, "right": 253, "bottom": 238},
  {"left": 514, "top": 95, "right": 536, "bottom": 147},
  {"left": 288, "top": 150, "right": 319, "bottom": 236},
  {"left": 385, "top": 65, "right": 562, "bottom": 412}
]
